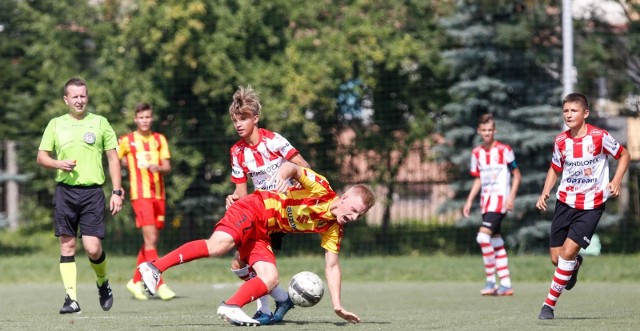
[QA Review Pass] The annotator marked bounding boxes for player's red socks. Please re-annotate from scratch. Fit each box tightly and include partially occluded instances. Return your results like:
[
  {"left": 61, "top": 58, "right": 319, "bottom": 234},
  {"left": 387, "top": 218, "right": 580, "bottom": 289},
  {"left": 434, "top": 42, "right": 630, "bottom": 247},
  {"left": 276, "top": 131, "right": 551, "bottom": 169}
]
[
  {"left": 153, "top": 239, "right": 210, "bottom": 272},
  {"left": 132, "top": 245, "right": 146, "bottom": 282},
  {"left": 226, "top": 277, "right": 269, "bottom": 307}
]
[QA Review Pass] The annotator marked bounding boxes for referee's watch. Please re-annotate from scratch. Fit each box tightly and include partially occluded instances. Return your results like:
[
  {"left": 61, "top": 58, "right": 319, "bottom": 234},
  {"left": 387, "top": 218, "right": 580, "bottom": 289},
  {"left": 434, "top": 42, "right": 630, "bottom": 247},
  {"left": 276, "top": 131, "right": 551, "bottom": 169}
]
[{"left": 112, "top": 189, "right": 124, "bottom": 196}]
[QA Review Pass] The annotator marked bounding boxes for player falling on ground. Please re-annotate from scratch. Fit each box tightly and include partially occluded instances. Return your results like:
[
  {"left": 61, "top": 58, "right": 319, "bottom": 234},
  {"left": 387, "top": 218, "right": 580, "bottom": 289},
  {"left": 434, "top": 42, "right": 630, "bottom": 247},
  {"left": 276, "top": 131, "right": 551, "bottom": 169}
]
[
  {"left": 463, "top": 113, "right": 521, "bottom": 296},
  {"left": 224, "top": 85, "right": 311, "bottom": 325},
  {"left": 536, "top": 92, "right": 629, "bottom": 320},
  {"left": 119, "top": 102, "right": 175, "bottom": 301},
  {"left": 139, "top": 162, "right": 375, "bottom": 326}
]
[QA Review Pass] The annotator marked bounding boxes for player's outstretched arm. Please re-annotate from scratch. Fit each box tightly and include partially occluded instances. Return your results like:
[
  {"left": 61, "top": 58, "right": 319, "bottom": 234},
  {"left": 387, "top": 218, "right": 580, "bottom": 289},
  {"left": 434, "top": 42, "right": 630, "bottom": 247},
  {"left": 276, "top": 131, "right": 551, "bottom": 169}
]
[{"left": 325, "top": 250, "right": 361, "bottom": 324}]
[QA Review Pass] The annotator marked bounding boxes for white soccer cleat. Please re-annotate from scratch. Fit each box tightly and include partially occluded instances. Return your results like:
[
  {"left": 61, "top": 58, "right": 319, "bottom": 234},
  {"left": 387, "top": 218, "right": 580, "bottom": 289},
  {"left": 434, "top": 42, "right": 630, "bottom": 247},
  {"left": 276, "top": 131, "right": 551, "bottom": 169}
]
[
  {"left": 217, "top": 303, "right": 260, "bottom": 326},
  {"left": 138, "top": 262, "right": 161, "bottom": 295}
]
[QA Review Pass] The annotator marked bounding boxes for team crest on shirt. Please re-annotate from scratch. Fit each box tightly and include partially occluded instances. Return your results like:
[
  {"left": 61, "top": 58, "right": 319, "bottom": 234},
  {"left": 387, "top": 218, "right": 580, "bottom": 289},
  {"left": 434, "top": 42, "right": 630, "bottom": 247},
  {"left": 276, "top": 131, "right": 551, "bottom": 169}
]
[
  {"left": 84, "top": 132, "right": 96, "bottom": 145},
  {"left": 587, "top": 144, "right": 595, "bottom": 154}
]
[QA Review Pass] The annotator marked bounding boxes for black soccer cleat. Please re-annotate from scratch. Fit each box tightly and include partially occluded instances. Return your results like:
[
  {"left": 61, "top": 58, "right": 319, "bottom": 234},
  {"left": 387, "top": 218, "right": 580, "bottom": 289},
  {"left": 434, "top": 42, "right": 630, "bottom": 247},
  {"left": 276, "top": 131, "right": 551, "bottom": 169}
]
[
  {"left": 538, "top": 304, "right": 554, "bottom": 320},
  {"left": 59, "top": 295, "right": 81, "bottom": 314},
  {"left": 565, "top": 255, "right": 583, "bottom": 291},
  {"left": 97, "top": 279, "right": 114, "bottom": 311}
]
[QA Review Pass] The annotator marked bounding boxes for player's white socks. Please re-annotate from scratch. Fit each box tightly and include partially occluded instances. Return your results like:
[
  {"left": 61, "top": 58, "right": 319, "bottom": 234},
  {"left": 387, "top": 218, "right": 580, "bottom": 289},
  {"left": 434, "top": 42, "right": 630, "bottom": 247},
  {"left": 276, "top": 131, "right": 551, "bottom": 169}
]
[
  {"left": 255, "top": 286, "right": 288, "bottom": 314},
  {"left": 491, "top": 236, "right": 511, "bottom": 288},
  {"left": 232, "top": 266, "right": 249, "bottom": 278},
  {"left": 256, "top": 295, "right": 271, "bottom": 314},
  {"left": 476, "top": 232, "right": 495, "bottom": 283},
  {"left": 231, "top": 265, "right": 256, "bottom": 281},
  {"left": 270, "top": 285, "right": 289, "bottom": 302}
]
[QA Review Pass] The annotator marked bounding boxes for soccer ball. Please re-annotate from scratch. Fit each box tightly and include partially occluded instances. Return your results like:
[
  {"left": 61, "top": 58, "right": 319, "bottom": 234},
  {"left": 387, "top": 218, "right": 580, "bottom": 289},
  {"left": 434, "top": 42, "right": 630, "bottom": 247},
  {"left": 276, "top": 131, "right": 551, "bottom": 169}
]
[{"left": 287, "top": 271, "right": 324, "bottom": 307}]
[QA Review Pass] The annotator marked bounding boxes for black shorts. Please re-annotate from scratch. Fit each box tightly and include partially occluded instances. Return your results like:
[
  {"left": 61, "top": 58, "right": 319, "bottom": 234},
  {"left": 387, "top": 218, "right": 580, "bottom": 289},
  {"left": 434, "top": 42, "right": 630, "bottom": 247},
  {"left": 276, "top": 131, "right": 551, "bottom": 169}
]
[
  {"left": 269, "top": 232, "right": 285, "bottom": 251},
  {"left": 549, "top": 201, "right": 604, "bottom": 249},
  {"left": 481, "top": 212, "right": 506, "bottom": 234},
  {"left": 53, "top": 184, "right": 106, "bottom": 238}
]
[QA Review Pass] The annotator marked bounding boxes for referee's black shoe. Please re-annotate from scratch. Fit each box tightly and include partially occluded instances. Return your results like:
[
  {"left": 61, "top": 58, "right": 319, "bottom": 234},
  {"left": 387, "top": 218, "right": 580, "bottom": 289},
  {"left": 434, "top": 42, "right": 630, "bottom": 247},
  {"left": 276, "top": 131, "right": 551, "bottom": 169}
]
[
  {"left": 565, "top": 255, "right": 583, "bottom": 291},
  {"left": 98, "top": 279, "right": 113, "bottom": 311},
  {"left": 59, "top": 295, "right": 81, "bottom": 314}
]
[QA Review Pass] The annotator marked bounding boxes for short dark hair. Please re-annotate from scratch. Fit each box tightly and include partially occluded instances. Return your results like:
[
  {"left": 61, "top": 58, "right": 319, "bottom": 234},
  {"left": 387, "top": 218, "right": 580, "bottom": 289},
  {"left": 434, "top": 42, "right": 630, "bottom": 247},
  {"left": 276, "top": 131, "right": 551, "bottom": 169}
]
[
  {"left": 63, "top": 78, "right": 87, "bottom": 96},
  {"left": 562, "top": 93, "right": 589, "bottom": 110},
  {"left": 134, "top": 102, "right": 153, "bottom": 114},
  {"left": 477, "top": 113, "right": 494, "bottom": 126}
]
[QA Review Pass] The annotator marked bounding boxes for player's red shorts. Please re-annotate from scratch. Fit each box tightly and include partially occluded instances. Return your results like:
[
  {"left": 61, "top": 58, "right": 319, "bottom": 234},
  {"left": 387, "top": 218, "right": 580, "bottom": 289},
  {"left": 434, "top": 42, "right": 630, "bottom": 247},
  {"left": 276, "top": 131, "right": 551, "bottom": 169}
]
[
  {"left": 214, "top": 193, "right": 275, "bottom": 266},
  {"left": 132, "top": 198, "right": 166, "bottom": 229}
]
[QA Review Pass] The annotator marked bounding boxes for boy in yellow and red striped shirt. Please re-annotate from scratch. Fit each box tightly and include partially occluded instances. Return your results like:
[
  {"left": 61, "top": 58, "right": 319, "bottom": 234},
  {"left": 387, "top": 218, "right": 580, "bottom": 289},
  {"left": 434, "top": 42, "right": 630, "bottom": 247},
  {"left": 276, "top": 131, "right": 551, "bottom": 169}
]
[
  {"left": 138, "top": 162, "right": 375, "bottom": 326},
  {"left": 118, "top": 103, "right": 175, "bottom": 301}
]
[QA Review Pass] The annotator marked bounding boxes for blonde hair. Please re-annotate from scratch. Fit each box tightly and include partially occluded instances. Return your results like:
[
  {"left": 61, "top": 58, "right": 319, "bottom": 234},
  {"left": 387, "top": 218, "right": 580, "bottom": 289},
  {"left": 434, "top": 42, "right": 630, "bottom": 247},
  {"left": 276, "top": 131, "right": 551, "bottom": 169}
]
[
  {"left": 350, "top": 184, "right": 376, "bottom": 210},
  {"left": 229, "top": 85, "right": 262, "bottom": 119}
]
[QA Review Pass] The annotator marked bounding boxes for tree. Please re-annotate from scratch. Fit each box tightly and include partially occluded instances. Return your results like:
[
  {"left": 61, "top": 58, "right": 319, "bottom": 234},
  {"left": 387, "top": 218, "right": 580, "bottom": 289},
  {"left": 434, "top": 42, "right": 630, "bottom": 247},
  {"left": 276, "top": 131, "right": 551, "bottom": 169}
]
[
  {"left": 437, "top": 0, "right": 564, "bottom": 252},
  {"left": 0, "top": 0, "right": 112, "bottom": 229}
]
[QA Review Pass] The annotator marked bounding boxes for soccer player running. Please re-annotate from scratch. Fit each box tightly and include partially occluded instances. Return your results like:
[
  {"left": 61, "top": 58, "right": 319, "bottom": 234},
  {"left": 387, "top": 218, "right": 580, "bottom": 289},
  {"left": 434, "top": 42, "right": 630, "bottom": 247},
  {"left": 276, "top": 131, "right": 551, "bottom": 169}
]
[
  {"left": 536, "top": 93, "right": 629, "bottom": 320},
  {"left": 118, "top": 103, "right": 175, "bottom": 301},
  {"left": 224, "top": 85, "right": 311, "bottom": 325},
  {"left": 463, "top": 113, "right": 521, "bottom": 296},
  {"left": 139, "top": 162, "right": 375, "bottom": 326},
  {"left": 37, "top": 77, "right": 122, "bottom": 313}
]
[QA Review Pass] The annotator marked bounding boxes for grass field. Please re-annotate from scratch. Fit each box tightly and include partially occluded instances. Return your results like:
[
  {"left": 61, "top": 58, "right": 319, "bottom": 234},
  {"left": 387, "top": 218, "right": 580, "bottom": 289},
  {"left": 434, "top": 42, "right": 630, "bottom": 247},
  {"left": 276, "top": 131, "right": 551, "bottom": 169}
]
[{"left": 1, "top": 254, "right": 639, "bottom": 330}]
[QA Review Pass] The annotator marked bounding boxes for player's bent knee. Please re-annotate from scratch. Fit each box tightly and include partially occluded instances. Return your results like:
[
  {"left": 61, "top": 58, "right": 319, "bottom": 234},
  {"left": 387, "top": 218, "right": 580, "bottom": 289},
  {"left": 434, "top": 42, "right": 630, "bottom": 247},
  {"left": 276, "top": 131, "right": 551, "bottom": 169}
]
[{"left": 476, "top": 232, "right": 491, "bottom": 245}]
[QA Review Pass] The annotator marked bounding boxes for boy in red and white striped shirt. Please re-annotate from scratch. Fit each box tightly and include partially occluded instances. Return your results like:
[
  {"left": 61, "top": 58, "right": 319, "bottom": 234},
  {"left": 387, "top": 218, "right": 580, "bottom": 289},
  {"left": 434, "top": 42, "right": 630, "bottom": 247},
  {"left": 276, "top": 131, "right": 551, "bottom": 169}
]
[
  {"left": 225, "top": 86, "right": 311, "bottom": 324},
  {"left": 536, "top": 93, "right": 629, "bottom": 319},
  {"left": 463, "top": 113, "right": 521, "bottom": 296}
]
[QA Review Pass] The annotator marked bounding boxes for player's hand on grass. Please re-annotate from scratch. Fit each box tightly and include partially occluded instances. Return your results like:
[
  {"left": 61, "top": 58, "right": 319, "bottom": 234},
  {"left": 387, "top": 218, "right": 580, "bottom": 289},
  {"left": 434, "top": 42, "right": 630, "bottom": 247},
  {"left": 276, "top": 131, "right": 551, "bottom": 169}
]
[
  {"left": 334, "top": 307, "right": 360, "bottom": 324},
  {"left": 536, "top": 193, "right": 549, "bottom": 211}
]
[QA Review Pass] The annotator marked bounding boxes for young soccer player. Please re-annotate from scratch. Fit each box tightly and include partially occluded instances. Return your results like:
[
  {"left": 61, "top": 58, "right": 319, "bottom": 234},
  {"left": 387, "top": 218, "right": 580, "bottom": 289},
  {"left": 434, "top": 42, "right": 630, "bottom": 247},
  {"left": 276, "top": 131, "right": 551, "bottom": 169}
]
[
  {"left": 118, "top": 103, "right": 175, "bottom": 300},
  {"left": 139, "top": 162, "right": 375, "bottom": 326},
  {"left": 37, "top": 77, "right": 122, "bottom": 313},
  {"left": 536, "top": 93, "right": 629, "bottom": 319},
  {"left": 463, "top": 113, "right": 521, "bottom": 296},
  {"left": 224, "top": 85, "right": 310, "bottom": 324}
]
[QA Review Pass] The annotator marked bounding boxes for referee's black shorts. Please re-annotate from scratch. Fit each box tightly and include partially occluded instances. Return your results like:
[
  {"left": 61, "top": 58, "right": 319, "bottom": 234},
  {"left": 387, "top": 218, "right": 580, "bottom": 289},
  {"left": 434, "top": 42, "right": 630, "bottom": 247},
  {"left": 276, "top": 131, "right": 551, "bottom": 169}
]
[{"left": 53, "top": 183, "right": 106, "bottom": 238}]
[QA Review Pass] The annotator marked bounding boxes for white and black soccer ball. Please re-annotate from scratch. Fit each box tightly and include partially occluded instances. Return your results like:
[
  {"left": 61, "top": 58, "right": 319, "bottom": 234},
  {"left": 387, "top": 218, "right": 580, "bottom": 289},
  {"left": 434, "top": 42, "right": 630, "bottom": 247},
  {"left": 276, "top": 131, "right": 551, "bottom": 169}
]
[{"left": 287, "top": 271, "right": 324, "bottom": 307}]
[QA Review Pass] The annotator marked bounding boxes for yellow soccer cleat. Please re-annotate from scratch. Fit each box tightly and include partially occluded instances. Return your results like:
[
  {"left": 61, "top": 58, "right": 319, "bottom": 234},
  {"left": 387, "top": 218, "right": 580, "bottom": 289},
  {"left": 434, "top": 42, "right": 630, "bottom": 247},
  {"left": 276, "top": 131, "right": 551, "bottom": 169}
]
[
  {"left": 126, "top": 279, "right": 148, "bottom": 301},
  {"left": 157, "top": 283, "right": 176, "bottom": 300}
]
